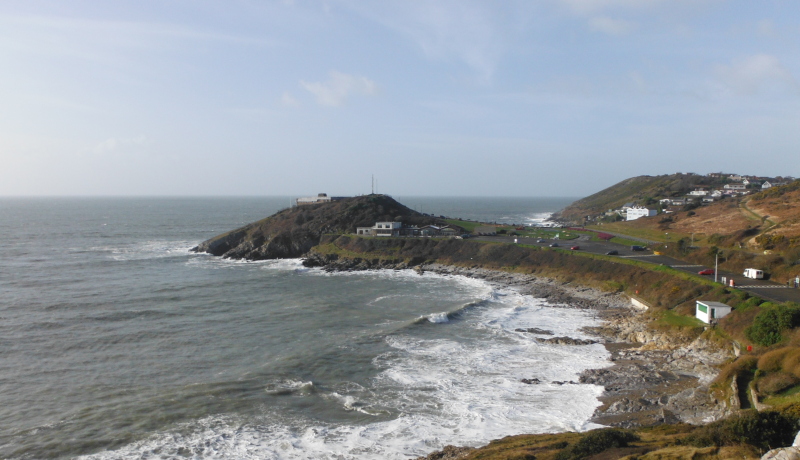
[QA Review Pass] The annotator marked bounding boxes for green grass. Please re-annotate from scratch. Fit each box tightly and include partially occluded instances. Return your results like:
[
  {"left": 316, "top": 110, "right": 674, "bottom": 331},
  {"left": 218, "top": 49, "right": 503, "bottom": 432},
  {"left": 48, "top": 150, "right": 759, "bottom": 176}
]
[
  {"left": 763, "top": 384, "right": 800, "bottom": 406},
  {"left": 657, "top": 310, "right": 705, "bottom": 328},
  {"left": 444, "top": 219, "right": 481, "bottom": 232}
]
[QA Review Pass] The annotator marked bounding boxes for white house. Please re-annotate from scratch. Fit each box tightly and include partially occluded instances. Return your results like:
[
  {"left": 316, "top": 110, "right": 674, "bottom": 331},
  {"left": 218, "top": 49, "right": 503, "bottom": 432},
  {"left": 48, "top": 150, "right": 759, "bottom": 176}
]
[
  {"left": 724, "top": 183, "right": 746, "bottom": 191},
  {"left": 357, "top": 221, "right": 402, "bottom": 236},
  {"left": 711, "top": 190, "right": 723, "bottom": 198},
  {"left": 688, "top": 189, "right": 709, "bottom": 196},
  {"left": 696, "top": 300, "right": 732, "bottom": 324},
  {"left": 626, "top": 206, "right": 657, "bottom": 221}
]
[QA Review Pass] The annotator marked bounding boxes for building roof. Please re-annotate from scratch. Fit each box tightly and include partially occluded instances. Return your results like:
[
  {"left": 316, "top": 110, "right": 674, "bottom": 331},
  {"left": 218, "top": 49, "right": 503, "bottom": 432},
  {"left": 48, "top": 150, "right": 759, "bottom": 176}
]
[{"left": 696, "top": 300, "right": 731, "bottom": 308}]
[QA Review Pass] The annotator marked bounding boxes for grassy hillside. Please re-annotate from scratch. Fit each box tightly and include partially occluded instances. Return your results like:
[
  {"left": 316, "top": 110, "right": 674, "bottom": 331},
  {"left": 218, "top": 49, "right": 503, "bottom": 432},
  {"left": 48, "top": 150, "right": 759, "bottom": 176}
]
[
  {"left": 555, "top": 173, "right": 717, "bottom": 223},
  {"left": 592, "top": 180, "right": 800, "bottom": 283}
]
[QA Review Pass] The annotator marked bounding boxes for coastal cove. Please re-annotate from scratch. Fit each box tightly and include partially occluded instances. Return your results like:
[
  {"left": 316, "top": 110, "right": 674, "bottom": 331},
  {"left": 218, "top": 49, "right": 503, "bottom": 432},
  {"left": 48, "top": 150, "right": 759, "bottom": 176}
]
[{"left": 2, "top": 196, "right": 618, "bottom": 460}]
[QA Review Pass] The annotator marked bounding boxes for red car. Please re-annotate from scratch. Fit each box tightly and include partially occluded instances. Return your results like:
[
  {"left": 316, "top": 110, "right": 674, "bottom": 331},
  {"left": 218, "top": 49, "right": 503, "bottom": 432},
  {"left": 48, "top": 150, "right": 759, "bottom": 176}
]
[
  {"left": 698, "top": 269, "right": 715, "bottom": 275},
  {"left": 570, "top": 246, "right": 580, "bottom": 250}
]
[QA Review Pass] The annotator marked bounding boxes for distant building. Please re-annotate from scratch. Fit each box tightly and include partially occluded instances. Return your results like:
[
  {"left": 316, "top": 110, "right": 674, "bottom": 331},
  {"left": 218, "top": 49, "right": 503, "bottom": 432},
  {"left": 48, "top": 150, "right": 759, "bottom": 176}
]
[
  {"left": 762, "top": 181, "right": 787, "bottom": 189},
  {"left": 688, "top": 188, "right": 709, "bottom": 196},
  {"left": 357, "top": 221, "right": 402, "bottom": 237},
  {"left": 626, "top": 206, "right": 657, "bottom": 221},
  {"left": 696, "top": 300, "right": 732, "bottom": 324},
  {"left": 296, "top": 193, "right": 347, "bottom": 206},
  {"left": 724, "top": 183, "right": 746, "bottom": 191},
  {"left": 474, "top": 226, "right": 497, "bottom": 236}
]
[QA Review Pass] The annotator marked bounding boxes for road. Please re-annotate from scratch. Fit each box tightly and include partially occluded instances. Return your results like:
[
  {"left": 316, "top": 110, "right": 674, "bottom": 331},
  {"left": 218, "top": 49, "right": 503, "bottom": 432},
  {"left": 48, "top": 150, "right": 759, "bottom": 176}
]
[{"left": 471, "top": 234, "right": 800, "bottom": 304}]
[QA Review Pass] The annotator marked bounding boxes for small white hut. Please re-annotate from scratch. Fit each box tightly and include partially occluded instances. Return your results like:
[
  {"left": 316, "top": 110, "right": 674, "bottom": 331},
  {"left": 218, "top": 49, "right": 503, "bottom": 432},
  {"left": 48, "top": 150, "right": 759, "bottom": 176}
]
[{"left": 696, "top": 300, "right": 732, "bottom": 324}]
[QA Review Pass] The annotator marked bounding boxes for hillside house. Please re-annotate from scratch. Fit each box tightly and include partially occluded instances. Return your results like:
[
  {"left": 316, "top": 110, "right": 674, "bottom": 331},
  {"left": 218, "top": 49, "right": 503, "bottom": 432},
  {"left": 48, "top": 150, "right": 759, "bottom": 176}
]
[
  {"left": 296, "top": 193, "right": 347, "bottom": 206},
  {"left": 724, "top": 183, "right": 746, "bottom": 191},
  {"left": 696, "top": 300, "right": 732, "bottom": 324},
  {"left": 688, "top": 188, "right": 709, "bottom": 196},
  {"left": 357, "top": 221, "right": 402, "bottom": 237},
  {"left": 626, "top": 206, "right": 657, "bottom": 221}
]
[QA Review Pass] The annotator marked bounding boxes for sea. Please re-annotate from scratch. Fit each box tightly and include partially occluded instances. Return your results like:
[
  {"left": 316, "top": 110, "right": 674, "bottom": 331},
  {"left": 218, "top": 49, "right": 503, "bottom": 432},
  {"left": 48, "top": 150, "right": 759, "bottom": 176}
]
[{"left": 0, "top": 196, "right": 613, "bottom": 460}]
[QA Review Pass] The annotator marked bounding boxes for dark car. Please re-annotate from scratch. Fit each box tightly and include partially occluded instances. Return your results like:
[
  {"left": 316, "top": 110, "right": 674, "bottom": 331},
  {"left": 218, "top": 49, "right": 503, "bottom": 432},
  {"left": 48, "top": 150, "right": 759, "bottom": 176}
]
[
  {"left": 549, "top": 243, "right": 559, "bottom": 247},
  {"left": 698, "top": 269, "right": 715, "bottom": 275},
  {"left": 570, "top": 246, "right": 580, "bottom": 250},
  {"left": 605, "top": 250, "right": 619, "bottom": 255},
  {"left": 631, "top": 245, "right": 646, "bottom": 251},
  {"left": 536, "top": 238, "right": 546, "bottom": 243}
]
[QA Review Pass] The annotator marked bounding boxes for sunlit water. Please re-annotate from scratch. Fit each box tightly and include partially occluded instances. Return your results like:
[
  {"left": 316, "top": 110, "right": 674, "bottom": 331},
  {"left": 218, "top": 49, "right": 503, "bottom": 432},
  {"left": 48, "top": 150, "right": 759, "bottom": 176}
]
[{"left": 0, "top": 197, "right": 608, "bottom": 459}]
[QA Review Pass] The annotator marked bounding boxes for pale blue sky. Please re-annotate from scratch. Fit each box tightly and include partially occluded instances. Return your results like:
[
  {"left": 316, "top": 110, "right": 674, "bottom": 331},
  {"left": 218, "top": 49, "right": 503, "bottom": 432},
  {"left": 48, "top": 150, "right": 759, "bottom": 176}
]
[{"left": 1, "top": 0, "right": 798, "bottom": 196}]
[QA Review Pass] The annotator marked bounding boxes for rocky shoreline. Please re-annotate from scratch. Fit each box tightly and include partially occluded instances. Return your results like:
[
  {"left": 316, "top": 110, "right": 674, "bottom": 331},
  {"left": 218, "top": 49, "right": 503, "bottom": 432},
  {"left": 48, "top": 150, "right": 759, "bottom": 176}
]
[{"left": 301, "top": 255, "right": 738, "bottom": 458}]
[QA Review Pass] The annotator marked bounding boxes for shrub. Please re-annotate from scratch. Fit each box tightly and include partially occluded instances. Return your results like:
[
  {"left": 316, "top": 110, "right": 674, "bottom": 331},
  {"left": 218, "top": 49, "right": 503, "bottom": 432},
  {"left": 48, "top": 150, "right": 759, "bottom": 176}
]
[
  {"left": 758, "top": 348, "right": 796, "bottom": 372},
  {"left": 685, "top": 410, "right": 799, "bottom": 451},
  {"left": 746, "top": 306, "right": 800, "bottom": 347},
  {"left": 757, "top": 372, "right": 799, "bottom": 395},
  {"left": 555, "top": 429, "right": 639, "bottom": 460}
]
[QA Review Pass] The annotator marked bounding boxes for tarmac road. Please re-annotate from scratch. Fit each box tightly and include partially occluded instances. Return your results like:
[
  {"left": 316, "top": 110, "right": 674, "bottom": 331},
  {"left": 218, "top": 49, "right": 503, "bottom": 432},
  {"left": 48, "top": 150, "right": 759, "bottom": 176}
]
[{"left": 471, "top": 234, "right": 800, "bottom": 304}]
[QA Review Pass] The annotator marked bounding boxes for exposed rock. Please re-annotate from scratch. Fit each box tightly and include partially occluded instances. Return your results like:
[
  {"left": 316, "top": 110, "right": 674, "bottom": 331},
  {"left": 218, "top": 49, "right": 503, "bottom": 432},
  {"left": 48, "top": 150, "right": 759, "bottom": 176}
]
[
  {"left": 762, "top": 447, "right": 800, "bottom": 460},
  {"left": 515, "top": 327, "right": 554, "bottom": 335},
  {"left": 536, "top": 336, "right": 597, "bottom": 345},
  {"left": 521, "top": 378, "right": 541, "bottom": 384}
]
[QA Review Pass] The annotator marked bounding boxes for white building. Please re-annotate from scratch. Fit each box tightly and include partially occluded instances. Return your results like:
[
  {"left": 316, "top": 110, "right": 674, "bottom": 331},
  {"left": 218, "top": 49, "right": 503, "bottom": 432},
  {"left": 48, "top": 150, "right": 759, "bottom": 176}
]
[
  {"left": 688, "top": 189, "right": 709, "bottom": 196},
  {"left": 296, "top": 193, "right": 347, "bottom": 206},
  {"left": 626, "top": 206, "right": 657, "bottom": 221},
  {"left": 724, "top": 183, "right": 746, "bottom": 191},
  {"left": 357, "top": 221, "right": 402, "bottom": 236},
  {"left": 696, "top": 300, "right": 732, "bottom": 324}
]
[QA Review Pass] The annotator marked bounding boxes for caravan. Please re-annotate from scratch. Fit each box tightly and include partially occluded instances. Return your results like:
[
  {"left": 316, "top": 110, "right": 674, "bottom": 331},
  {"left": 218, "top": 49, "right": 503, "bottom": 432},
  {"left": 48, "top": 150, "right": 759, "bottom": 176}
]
[{"left": 743, "top": 268, "right": 764, "bottom": 279}]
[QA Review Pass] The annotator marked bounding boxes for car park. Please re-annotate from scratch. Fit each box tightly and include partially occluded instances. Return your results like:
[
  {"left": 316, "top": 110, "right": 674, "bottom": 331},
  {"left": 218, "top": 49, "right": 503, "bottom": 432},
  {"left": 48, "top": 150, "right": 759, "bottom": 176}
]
[{"left": 698, "top": 269, "right": 715, "bottom": 275}]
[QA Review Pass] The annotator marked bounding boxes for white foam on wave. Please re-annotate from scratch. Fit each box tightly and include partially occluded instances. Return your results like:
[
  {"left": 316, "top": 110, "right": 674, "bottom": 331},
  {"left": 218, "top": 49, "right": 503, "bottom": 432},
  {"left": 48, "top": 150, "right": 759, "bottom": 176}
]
[
  {"left": 425, "top": 312, "right": 450, "bottom": 323},
  {"left": 185, "top": 256, "right": 307, "bottom": 272},
  {"left": 77, "top": 273, "right": 610, "bottom": 460},
  {"left": 92, "top": 240, "right": 197, "bottom": 261}
]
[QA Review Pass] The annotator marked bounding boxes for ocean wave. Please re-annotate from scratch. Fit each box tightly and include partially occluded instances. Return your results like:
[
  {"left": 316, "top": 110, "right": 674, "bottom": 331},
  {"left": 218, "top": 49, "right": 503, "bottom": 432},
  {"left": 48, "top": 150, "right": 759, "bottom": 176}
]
[{"left": 91, "top": 240, "right": 197, "bottom": 261}]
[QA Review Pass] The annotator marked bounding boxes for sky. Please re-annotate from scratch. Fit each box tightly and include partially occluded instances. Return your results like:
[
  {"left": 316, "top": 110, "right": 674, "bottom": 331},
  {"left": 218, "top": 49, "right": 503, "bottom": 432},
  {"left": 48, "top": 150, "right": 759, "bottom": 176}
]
[{"left": 1, "top": 0, "right": 799, "bottom": 197}]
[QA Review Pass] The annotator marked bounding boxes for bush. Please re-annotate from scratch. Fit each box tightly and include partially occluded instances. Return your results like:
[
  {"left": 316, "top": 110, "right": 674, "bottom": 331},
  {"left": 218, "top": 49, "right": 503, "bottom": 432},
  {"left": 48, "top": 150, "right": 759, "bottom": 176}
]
[
  {"left": 746, "top": 306, "right": 800, "bottom": 346},
  {"left": 757, "top": 372, "right": 799, "bottom": 395},
  {"left": 685, "top": 410, "right": 799, "bottom": 451},
  {"left": 555, "top": 429, "right": 639, "bottom": 460},
  {"left": 758, "top": 348, "right": 796, "bottom": 372}
]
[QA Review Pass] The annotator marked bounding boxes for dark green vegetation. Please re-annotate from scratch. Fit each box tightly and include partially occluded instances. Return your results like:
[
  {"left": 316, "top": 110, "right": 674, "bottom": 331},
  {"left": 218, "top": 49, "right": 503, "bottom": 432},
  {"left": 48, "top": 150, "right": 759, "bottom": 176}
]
[
  {"left": 430, "top": 406, "right": 800, "bottom": 459},
  {"left": 192, "top": 195, "right": 453, "bottom": 260}
]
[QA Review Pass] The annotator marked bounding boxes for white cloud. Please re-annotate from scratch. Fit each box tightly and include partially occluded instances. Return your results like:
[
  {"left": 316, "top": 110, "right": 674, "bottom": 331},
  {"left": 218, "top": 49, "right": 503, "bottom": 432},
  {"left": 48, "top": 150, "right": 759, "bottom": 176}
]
[
  {"left": 756, "top": 19, "right": 776, "bottom": 37},
  {"left": 300, "top": 71, "right": 376, "bottom": 107},
  {"left": 93, "top": 136, "right": 147, "bottom": 155},
  {"left": 558, "top": 0, "right": 664, "bottom": 15},
  {"left": 281, "top": 91, "right": 299, "bottom": 107},
  {"left": 344, "top": 2, "right": 506, "bottom": 82},
  {"left": 715, "top": 54, "right": 799, "bottom": 95},
  {"left": 589, "top": 16, "right": 635, "bottom": 35}
]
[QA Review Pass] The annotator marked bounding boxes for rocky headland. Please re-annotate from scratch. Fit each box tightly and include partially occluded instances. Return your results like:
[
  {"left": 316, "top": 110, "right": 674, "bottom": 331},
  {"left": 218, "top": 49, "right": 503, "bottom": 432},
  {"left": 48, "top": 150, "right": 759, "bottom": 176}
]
[{"left": 191, "top": 195, "right": 449, "bottom": 260}]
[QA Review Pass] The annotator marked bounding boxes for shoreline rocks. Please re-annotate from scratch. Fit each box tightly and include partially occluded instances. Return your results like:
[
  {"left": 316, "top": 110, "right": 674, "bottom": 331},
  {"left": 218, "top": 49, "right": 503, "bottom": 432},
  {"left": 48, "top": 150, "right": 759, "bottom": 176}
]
[{"left": 305, "top": 255, "right": 737, "bottom": 458}]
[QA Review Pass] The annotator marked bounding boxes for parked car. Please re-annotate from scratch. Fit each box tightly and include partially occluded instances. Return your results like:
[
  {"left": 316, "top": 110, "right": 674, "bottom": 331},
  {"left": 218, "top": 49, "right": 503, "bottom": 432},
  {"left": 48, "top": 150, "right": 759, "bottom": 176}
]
[
  {"left": 631, "top": 245, "right": 646, "bottom": 251},
  {"left": 570, "top": 246, "right": 580, "bottom": 250},
  {"left": 605, "top": 250, "right": 618, "bottom": 255},
  {"left": 698, "top": 269, "right": 715, "bottom": 275},
  {"left": 461, "top": 234, "right": 471, "bottom": 239},
  {"left": 549, "top": 243, "right": 559, "bottom": 247},
  {"left": 536, "top": 239, "right": 546, "bottom": 243}
]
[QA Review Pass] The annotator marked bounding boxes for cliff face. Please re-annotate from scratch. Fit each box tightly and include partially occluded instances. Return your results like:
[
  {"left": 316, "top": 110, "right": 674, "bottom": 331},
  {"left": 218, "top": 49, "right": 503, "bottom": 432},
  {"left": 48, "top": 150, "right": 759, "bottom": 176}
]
[{"left": 191, "top": 195, "right": 446, "bottom": 260}]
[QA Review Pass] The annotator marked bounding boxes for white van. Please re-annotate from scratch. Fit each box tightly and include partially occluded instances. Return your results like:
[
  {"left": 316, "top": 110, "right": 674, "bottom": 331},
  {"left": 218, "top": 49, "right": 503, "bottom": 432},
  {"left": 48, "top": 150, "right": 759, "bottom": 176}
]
[{"left": 743, "top": 268, "right": 764, "bottom": 279}]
